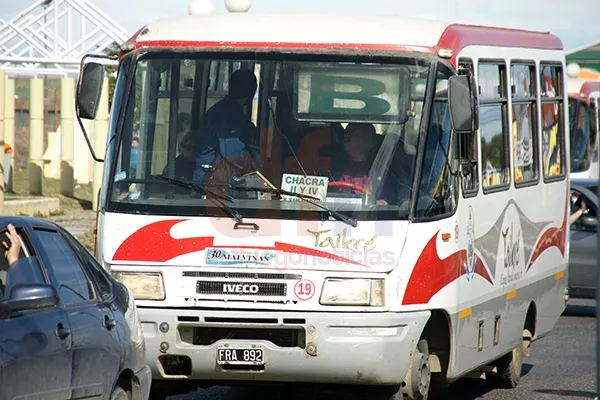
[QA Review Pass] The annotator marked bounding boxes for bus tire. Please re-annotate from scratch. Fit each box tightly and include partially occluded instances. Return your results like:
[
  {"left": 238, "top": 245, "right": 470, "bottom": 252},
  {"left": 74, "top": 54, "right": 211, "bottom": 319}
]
[
  {"left": 401, "top": 339, "right": 431, "bottom": 400},
  {"left": 485, "top": 344, "right": 523, "bottom": 389},
  {"left": 366, "top": 339, "right": 431, "bottom": 400},
  {"left": 109, "top": 386, "right": 131, "bottom": 400}
]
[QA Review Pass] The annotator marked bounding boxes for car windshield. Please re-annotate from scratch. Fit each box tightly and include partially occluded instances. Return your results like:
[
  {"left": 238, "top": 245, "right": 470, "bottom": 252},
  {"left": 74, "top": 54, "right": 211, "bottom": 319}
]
[{"left": 106, "top": 53, "right": 453, "bottom": 221}]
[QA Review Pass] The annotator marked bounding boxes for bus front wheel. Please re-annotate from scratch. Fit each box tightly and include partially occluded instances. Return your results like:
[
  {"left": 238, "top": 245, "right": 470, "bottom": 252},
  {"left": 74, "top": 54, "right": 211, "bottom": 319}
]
[
  {"left": 402, "top": 339, "right": 431, "bottom": 400},
  {"left": 368, "top": 339, "right": 431, "bottom": 400}
]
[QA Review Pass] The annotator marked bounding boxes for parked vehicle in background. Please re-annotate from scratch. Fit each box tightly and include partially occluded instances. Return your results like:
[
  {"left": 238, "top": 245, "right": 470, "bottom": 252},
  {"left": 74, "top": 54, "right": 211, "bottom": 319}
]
[
  {"left": 0, "top": 216, "right": 151, "bottom": 400},
  {"left": 568, "top": 179, "right": 599, "bottom": 300},
  {"left": 566, "top": 64, "right": 600, "bottom": 179}
]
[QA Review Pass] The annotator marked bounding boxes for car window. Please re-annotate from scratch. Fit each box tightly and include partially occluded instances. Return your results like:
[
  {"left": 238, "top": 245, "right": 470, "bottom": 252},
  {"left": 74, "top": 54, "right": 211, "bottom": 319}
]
[
  {"left": 63, "top": 231, "right": 114, "bottom": 302},
  {"left": 0, "top": 227, "right": 46, "bottom": 300},
  {"left": 34, "top": 229, "right": 96, "bottom": 305},
  {"left": 570, "top": 189, "right": 597, "bottom": 232}
]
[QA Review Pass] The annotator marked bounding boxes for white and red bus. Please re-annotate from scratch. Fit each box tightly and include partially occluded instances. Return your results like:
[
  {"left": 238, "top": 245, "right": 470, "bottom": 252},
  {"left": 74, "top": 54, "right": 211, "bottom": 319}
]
[
  {"left": 566, "top": 67, "right": 600, "bottom": 179},
  {"left": 76, "top": 2, "right": 570, "bottom": 398}
]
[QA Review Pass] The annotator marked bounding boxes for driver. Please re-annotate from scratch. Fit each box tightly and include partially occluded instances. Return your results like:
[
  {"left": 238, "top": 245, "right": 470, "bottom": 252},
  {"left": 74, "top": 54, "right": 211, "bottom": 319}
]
[{"left": 330, "top": 123, "right": 394, "bottom": 205}]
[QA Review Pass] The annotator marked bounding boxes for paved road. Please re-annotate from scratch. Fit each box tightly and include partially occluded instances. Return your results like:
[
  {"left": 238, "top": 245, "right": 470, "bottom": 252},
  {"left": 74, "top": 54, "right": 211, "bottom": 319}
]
[{"left": 166, "top": 299, "right": 597, "bottom": 400}]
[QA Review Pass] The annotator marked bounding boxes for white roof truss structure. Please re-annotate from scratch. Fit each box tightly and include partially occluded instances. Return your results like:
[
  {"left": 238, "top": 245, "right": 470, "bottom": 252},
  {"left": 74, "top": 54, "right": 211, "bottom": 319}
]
[{"left": 0, "top": 0, "right": 130, "bottom": 77}]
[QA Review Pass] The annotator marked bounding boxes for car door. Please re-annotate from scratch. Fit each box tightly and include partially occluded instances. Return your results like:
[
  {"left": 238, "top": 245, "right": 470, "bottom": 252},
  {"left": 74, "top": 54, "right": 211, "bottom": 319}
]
[
  {"left": 568, "top": 188, "right": 598, "bottom": 298},
  {"left": 32, "top": 227, "right": 122, "bottom": 399},
  {"left": 0, "top": 224, "right": 73, "bottom": 400}
]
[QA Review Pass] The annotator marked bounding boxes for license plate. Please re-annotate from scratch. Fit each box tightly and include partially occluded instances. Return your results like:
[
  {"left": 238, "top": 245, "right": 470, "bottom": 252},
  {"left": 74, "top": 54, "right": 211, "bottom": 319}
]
[{"left": 216, "top": 344, "right": 264, "bottom": 365}]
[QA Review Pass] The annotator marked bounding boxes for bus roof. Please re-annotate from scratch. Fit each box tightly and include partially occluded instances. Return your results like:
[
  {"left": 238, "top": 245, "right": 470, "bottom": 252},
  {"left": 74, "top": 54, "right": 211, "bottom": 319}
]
[{"left": 125, "top": 13, "right": 563, "bottom": 59}]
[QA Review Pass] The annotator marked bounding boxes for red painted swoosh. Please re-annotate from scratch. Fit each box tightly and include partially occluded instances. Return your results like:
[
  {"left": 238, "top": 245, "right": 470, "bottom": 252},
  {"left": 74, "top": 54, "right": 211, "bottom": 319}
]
[
  {"left": 527, "top": 192, "right": 569, "bottom": 271},
  {"left": 113, "top": 219, "right": 215, "bottom": 262},
  {"left": 112, "top": 219, "right": 369, "bottom": 267},
  {"left": 402, "top": 231, "right": 492, "bottom": 305}
]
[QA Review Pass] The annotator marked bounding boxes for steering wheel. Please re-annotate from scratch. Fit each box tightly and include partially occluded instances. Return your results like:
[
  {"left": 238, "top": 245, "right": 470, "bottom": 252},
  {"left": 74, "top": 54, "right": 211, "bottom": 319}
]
[{"left": 328, "top": 181, "right": 372, "bottom": 195}]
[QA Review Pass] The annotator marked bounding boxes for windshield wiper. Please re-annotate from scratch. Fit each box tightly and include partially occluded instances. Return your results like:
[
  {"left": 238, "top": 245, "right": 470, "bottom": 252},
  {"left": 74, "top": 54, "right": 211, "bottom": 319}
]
[
  {"left": 230, "top": 184, "right": 357, "bottom": 227},
  {"left": 157, "top": 176, "right": 242, "bottom": 223}
]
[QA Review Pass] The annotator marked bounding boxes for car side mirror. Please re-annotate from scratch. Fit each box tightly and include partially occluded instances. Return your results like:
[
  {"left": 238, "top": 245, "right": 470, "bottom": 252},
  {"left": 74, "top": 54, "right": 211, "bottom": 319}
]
[
  {"left": 0, "top": 284, "right": 59, "bottom": 317},
  {"left": 580, "top": 215, "right": 598, "bottom": 229}
]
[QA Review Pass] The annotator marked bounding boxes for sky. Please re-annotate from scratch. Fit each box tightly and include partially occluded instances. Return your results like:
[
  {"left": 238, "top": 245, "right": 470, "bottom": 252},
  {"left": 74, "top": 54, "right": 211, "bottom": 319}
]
[{"left": 0, "top": 0, "right": 598, "bottom": 53}]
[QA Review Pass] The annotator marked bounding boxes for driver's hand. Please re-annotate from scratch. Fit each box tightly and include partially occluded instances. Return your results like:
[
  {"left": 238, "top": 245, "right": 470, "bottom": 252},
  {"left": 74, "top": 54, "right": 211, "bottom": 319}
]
[
  {"left": 3, "top": 224, "right": 21, "bottom": 265},
  {"left": 376, "top": 199, "right": 388, "bottom": 206}
]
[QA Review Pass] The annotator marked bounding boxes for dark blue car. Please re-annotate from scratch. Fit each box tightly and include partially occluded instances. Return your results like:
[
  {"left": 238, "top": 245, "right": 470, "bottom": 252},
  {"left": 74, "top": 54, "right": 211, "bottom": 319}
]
[{"left": 0, "top": 217, "right": 151, "bottom": 400}]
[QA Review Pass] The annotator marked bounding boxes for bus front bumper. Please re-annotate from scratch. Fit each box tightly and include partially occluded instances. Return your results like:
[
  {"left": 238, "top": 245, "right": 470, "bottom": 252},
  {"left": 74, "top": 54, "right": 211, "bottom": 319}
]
[{"left": 139, "top": 308, "right": 431, "bottom": 386}]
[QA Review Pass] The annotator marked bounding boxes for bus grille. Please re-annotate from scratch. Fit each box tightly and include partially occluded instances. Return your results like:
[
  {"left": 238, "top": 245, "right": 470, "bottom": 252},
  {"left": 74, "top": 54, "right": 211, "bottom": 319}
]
[
  {"left": 196, "top": 281, "right": 287, "bottom": 296},
  {"left": 184, "top": 271, "right": 302, "bottom": 280},
  {"left": 191, "top": 326, "right": 305, "bottom": 348}
]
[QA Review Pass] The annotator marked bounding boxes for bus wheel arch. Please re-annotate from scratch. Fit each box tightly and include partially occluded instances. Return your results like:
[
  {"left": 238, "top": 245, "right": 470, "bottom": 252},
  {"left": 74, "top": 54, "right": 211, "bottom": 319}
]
[
  {"left": 401, "top": 338, "right": 431, "bottom": 400},
  {"left": 523, "top": 301, "right": 537, "bottom": 357},
  {"left": 401, "top": 309, "right": 452, "bottom": 399},
  {"left": 420, "top": 309, "right": 452, "bottom": 384}
]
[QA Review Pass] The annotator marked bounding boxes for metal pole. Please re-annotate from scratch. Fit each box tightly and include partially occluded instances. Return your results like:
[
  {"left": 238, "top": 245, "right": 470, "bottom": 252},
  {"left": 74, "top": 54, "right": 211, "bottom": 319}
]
[
  {"left": 4, "top": 78, "right": 15, "bottom": 192},
  {"left": 29, "top": 77, "right": 44, "bottom": 195},
  {"left": 53, "top": 0, "right": 58, "bottom": 57},
  {"left": 60, "top": 77, "right": 74, "bottom": 196}
]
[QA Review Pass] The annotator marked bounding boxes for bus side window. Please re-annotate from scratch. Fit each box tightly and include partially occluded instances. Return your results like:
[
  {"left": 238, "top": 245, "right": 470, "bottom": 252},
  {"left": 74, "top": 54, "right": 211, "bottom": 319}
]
[
  {"left": 457, "top": 59, "right": 479, "bottom": 196},
  {"left": 511, "top": 62, "right": 539, "bottom": 184},
  {"left": 540, "top": 63, "right": 566, "bottom": 179},
  {"left": 478, "top": 61, "right": 510, "bottom": 191}
]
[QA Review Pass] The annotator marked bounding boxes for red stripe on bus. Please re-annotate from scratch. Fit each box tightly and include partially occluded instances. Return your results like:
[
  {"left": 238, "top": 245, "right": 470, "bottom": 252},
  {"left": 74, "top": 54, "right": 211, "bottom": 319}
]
[
  {"left": 112, "top": 219, "right": 369, "bottom": 267},
  {"left": 527, "top": 192, "right": 569, "bottom": 271},
  {"left": 112, "top": 219, "right": 214, "bottom": 262},
  {"left": 438, "top": 24, "right": 563, "bottom": 65},
  {"left": 401, "top": 231, "right": 493, "bottom": 306}
]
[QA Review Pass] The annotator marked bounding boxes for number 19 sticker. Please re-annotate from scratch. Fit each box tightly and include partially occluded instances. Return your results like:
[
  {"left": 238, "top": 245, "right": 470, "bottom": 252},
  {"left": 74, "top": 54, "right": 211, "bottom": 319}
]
[{"left": 294, "top": 280, "right": 315, "bottom": 301}]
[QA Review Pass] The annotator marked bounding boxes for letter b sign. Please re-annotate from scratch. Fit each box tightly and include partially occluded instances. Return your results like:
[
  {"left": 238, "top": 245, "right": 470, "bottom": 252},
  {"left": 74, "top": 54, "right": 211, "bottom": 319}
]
[{"left": 309, "top": 74, "right": 391, "bottom": 116}]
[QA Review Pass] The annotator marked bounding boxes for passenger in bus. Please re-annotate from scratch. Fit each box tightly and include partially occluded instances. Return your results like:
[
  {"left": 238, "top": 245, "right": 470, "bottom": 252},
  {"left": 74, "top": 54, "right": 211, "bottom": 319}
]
[
  {"left": 329, "top": 123, "right": 394, "bottom": 205},
  {"left": 195, "top": 68, "right": 258, "bottom": 152},
  {"left": 130, "top": 136, "right": 139, "bottom": 177},
  {"left": 193, "top": 69, "right": 260, "bottom": 189},
  {"left": 162, "top": 131, "right": 197, "bottom": 192}
]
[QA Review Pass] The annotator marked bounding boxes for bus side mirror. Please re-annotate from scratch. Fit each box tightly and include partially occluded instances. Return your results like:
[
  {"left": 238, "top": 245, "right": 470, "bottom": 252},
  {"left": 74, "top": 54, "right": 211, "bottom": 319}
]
[
  {"left": 448, "top": 74, "right": 479, "bottom": 134},
  {"left": 77, "top": 62, "right": 105, "bottom": 120}
]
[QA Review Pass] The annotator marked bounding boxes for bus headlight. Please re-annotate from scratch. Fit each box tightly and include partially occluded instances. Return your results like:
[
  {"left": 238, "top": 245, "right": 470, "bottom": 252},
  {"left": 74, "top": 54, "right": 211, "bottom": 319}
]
[
  {"left": 320, "top": 278, "right": 385, "bottom": 306},
  {"left": 113, "top": 272, "right": 165, "bottom": 300}
]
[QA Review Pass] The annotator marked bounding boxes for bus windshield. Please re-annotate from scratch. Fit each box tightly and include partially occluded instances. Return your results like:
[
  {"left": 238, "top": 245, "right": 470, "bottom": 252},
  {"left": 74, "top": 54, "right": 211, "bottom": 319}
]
[
  {"left": 106, "top": 53, "right": 454, "bottom": 222},
  {"left": 569, "top": 97, "right": 593, "bottom": 173}
]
